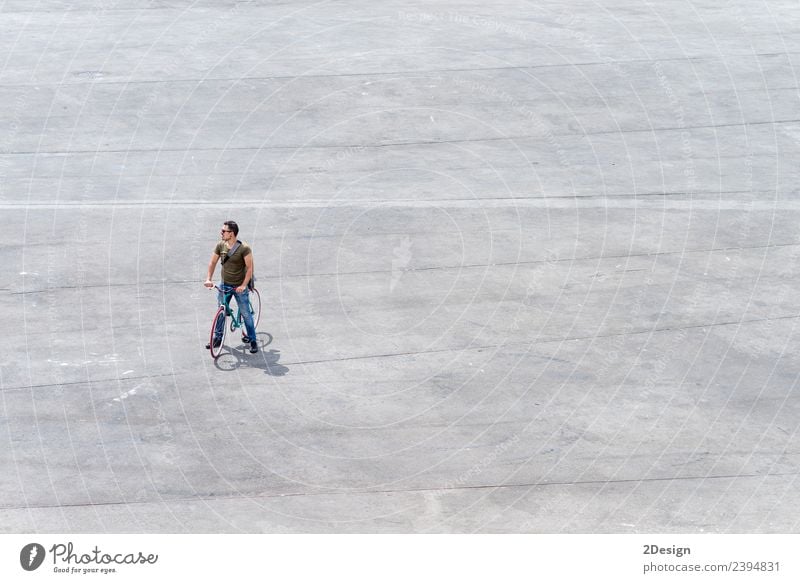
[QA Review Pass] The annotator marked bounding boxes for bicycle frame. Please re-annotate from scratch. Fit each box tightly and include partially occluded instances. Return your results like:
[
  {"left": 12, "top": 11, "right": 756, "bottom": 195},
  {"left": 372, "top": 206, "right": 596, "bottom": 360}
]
[{"left": 213, "top": 285, "right": 248, "bottom": 331}]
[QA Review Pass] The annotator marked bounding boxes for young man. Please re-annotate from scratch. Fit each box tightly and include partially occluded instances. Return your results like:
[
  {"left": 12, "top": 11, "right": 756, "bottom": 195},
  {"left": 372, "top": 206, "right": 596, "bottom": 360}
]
[{"left": 204, "top": 220, "right": 258, "bottom": 353}]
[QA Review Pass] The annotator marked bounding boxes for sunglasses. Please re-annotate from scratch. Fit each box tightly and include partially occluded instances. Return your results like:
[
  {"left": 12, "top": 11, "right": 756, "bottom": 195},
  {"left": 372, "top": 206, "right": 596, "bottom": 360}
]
[{"left": 220, "top": 229, "right": 232, "bottom": 233}]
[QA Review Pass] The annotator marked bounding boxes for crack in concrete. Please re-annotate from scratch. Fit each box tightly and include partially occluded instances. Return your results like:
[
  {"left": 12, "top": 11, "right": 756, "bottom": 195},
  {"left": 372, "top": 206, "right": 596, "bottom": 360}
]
[
  {"left": 1, "top": 470, "right": 795, "bottom": 512},
  {"left": 9, "top": 241, "right": 799, "bottom": 296},
  {"left": 3, "top": 117, "right": 799, "bottom": 156}
]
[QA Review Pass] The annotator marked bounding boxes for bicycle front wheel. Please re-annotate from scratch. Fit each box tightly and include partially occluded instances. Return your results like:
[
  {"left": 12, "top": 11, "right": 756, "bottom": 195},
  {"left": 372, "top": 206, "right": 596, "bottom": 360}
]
[{"left": 209, "top": 306, "right": 227, "bottom": 359}]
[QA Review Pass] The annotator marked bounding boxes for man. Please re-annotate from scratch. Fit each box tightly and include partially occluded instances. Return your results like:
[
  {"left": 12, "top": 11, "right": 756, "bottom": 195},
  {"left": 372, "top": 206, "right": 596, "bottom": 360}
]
[{"left": 204, "top": 220, "right": 258, "bottom": 354}]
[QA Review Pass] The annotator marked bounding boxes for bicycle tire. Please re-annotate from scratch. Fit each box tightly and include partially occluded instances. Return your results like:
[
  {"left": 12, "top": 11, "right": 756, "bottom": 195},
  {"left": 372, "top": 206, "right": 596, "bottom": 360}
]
[
  {"left": 209, "top": 306, "right": 227, "bottom": 359},
  {"left": 251, "top": 287, "right": 262, "bottom": 329}
]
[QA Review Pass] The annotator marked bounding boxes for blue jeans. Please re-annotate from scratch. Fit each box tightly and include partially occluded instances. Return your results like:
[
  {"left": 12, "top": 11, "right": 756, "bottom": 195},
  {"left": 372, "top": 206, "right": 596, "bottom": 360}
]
[{"left": 215, "top": 283, "right": 257, "bottom": 342}]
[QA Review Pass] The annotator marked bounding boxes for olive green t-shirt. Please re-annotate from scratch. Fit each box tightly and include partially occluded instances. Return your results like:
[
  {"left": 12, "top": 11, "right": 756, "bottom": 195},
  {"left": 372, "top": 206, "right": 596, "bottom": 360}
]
[{"left": 214, "top": 240, "right": 252, "bottom": 286}]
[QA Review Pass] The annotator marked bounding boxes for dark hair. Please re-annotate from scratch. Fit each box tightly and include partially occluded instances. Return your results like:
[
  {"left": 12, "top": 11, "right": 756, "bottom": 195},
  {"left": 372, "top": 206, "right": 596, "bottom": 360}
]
[{"left": 223, "top": 220, "right": 239, "bottom": 236}]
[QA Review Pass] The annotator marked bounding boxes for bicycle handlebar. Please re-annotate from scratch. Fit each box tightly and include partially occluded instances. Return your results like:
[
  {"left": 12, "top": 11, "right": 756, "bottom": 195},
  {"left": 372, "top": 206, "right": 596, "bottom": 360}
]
[{"left": 210, "top": 284, "right": 247, "bottom": 294}]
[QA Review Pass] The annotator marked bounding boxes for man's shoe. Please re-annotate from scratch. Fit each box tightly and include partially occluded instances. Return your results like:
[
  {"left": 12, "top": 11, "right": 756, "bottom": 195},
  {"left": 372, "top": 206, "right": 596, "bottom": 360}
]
[
  {"left": 250, "top": 341, "right": 258, "bottom": 354},
  {"left": 242, "top": 335, "right": 251, "bottom": 343},
  {"left": 206, "top": 338, "right": 222, "bottom": 349}
]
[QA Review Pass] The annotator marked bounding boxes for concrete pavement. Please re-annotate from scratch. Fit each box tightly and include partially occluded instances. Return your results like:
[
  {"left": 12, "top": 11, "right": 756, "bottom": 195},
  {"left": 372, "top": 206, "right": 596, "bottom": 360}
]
[{"left": 1, "top": 0, "right": 799, "bottom": 532}]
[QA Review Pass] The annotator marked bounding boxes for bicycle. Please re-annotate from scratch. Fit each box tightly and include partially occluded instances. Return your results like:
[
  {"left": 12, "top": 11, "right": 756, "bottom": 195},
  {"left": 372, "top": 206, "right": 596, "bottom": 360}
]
[{"left": 208, "top": 285, "right": 262, "bottom": 359}]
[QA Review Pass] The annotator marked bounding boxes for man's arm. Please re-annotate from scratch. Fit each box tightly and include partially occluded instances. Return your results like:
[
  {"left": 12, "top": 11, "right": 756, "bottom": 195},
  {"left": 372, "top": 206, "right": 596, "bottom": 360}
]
[
  {"left": 236, "top": 252, "right": 254, "bottom": 293},
  {"left": 204, "top": 252, "right": 220, "bottom": 287}
]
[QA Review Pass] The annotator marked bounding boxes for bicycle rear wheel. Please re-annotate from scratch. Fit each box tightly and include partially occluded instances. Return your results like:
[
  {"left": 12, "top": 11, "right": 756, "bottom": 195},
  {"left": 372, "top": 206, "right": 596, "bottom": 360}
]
[
  {"left": 209, "top": 306, "right": 227, "bottom": 359},
  {"left": 251, "top": 288, "right": 261, "bottom": 328}
]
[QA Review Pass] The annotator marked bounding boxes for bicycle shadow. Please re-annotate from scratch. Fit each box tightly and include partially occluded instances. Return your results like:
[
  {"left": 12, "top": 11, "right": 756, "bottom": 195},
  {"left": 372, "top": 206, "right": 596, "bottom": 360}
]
[{"left": 213, "top": 332, "right": 289, "bottom": 376}]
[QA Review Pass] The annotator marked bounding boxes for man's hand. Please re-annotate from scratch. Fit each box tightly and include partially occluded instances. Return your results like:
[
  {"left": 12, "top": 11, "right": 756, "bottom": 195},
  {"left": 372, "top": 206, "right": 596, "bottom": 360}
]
[
  {"left": 235, "top": 285, "right": 247, "bottom": 293},
  {"left": 204, "top": 280, "right": 214, "bottom": 288}
]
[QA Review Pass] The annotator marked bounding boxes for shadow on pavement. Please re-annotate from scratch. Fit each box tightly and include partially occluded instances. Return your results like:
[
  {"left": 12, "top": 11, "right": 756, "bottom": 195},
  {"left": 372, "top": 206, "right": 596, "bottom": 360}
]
[{"left": 213, "top": 332, "right": 289, "bottom": 376}]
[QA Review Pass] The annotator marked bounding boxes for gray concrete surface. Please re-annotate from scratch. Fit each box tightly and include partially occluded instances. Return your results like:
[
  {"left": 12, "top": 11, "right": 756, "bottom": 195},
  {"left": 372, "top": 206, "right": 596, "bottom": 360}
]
[{"left": 1, "top": 0, "right": 799, "bottom": 533}]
